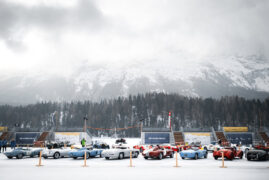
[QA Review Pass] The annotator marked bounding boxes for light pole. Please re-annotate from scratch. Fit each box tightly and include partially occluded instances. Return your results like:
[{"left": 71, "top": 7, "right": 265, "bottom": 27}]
[{"left": 83, "top": 117, "right": 88, "bottom": 133}]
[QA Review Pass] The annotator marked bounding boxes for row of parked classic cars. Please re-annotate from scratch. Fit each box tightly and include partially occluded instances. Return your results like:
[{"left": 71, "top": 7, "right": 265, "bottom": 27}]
[{"left": 3, "top": 139, "right": 269, "bottom": 161}]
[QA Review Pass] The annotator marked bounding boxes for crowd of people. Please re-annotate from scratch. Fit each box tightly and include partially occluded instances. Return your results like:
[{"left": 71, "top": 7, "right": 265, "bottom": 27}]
[{"left": 0, "top": 139, "right": 16, "bottom": 153}]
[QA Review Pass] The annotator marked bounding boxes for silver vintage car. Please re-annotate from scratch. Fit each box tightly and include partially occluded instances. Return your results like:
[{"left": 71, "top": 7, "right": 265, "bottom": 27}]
[
  {"left": 102, "top": 144, "right": 140, "bottom": 160},
  {"left": 42, "top": 147, "right": 72, "bottom": 159}
]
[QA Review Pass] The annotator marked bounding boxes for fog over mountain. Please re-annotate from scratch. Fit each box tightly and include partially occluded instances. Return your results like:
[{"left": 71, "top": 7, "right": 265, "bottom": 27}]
[{"left": 0, "top": 0, "right": 269, "bottom": 104}]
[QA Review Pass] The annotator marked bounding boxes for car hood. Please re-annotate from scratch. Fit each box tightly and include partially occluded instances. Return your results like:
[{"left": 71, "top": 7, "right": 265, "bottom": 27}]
[
  {"left": 102, "top": 149, "right": 121, "bottom": 154},
  {"left": 143, "top": 149, "right": 154, "bottom": 154},
  {"left": 181, "top": 149, "right": 196, "bottom": 153}
]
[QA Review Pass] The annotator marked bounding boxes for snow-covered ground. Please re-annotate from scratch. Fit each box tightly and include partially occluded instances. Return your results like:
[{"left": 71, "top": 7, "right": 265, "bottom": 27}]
[{"left": 0, "top": 138, "right": 268, "bottom": 180}]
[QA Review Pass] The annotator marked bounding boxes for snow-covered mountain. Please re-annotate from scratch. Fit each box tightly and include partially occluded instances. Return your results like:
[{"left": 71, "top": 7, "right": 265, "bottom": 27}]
[{"left": 0, "top": 55, "right": 269, "bottom": 105}]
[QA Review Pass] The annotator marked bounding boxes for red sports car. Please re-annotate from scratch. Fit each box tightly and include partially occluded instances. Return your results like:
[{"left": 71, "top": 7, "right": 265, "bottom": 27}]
[
  {"left": 162, "top": 145, "right": 180, "bottom": 152},
  {"left": 133, "top": 145, "right": 153, "bottom": 152},
  {"left": 213, "top": 147, "right": 243, "bottom": 160},
  {"left": 142, "top": 145, "right": 174, "bottom": 160}
]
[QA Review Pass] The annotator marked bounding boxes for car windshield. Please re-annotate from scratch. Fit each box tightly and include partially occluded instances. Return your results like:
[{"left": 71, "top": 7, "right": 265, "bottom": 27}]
[
  {"left": 191, "top": 147, "right": 199, "bottom": 150},
  {"left": 153, "top": 146, "right": 161, "bottom": 151},
  {"left": 116, "top": 146, "right": 127, "bottom": 149}
]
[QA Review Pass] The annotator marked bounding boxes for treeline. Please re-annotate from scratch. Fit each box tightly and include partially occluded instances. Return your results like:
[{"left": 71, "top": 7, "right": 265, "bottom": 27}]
[{"left": 0, "top": 93, "right": 268, "bottom": 137}]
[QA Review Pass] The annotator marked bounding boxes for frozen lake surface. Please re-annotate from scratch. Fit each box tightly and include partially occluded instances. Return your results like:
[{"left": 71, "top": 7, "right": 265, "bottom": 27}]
[{"left": 0, "top": 138, "right": 268, "bottom": 180}]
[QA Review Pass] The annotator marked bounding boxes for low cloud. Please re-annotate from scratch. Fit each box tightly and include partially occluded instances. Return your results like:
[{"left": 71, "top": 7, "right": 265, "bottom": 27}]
[{"left": 0, "top": 0, "right": 104, "bottom": 49}]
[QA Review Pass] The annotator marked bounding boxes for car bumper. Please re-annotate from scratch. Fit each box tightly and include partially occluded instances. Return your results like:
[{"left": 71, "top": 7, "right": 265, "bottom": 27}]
[
  {"left": 103, "top": 154, "right": 119, "bottom": 159},
  {"left": 180, "top": 153, "right": 194, "bottom": 158}
]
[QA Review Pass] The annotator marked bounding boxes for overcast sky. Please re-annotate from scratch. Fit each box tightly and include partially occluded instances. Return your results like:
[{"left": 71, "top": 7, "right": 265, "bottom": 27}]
[{"left": 0, "top": 0, "right": 268, "bottom": 77}]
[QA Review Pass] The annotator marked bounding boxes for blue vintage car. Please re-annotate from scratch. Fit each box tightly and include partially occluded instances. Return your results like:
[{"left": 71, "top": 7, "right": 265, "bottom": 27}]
[
  {"left": 4, "top": 148, "right": 42, "bottom": 159},
  {"left": 180, "top": 147, "right": 207, "bottom": 160},
  {"left": 68, "top": 147, "right": 103, "bottom": 159}
]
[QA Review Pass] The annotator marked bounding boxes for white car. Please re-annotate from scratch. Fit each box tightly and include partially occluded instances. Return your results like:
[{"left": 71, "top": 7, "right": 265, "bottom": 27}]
[
  {"left": 102, "top": 144, "right": 140, "bottom": 160},
  {"left": 42, "top": 147, "right": 72, "bottom": 159},
  {"left": 204, "top": 144, "right": 221, "bottom": 152}
]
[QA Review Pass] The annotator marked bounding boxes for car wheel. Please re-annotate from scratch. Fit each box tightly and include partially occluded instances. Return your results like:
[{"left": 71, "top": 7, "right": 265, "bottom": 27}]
[
  {"left": 214, "top": 156, "right": 218, "bottom": 160},
  {"left": 105, "top": 157, "right": 109, "bottom": 160},
  {"left": 100, "top": 153, "right": 103, "bottom": 158},
  {"left": 170, "top": 152, "right": 174, "bottom": 158},
  {"left": 54, "top": 152, "right": 60, "bottom": 159},
  {"left": 204, "top": 153, "right": 208, "bottom": 159},
  {"left": 134, "top": 152, "right": 139, "bottom": 158},
  {"left": 240, "top": 153, "right": 243, "bottom": 159},
  {"left": 228, "top": 154, "right": 234, "bottom": 160},
  {"left": 118, "top": 153, "right": 124, "bottom": 159},
  {"left": 7, "top": 156, "right": 13, "bottom": 159},
  {"left": 43, "top": 156, "right": 48, "bottom": 159},
  {"left": 86, "top": 153, "right": 90, "bottom": 159},
  {"left": 247, "top": 156, "right": 251, "bottom": 161},
  {"left": 144, "top": 156, "right": 148, "bottom": 159},
  {"left": 16, "top": 153, "right": 23, "bottom": 159},
  {"left": 73, "top": 157, "right": 77, "bottom": 159},
  {"left": 158, "top": 153, "right": 163, "bottom": 160},
  {"left": 194, "top": 153, "right": 198, "bottom": 160}
]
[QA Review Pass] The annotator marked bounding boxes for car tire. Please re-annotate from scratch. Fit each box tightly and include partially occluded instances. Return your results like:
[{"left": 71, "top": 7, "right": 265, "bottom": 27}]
[
  {"left": 105, "top": 157, "right": 109, "bottom": 160},
  {"left": 229, "top": 153, "right": 234, "bottom": 160},
  {"left": 134, "top": 152, "right": 139, "bottom": 158},
  {"left": 214, "top": 156, "right": 218, "bottom": 160},
  {"left": 170, "top": 152, "right": 174, "bottom": 158},
  {"left": 100, "top": 153, "right": 103, "bottom": 158},
  {"left": 158, "top": 153, "right": 163, "bottom": 160},
  {"left": 204, "top": 153, "right": 208, "bottom": 159},
  {"left": 194, "top": 153, "right": 198, "bottom": 160},
  {"left": 144, "top": 156, "right": 148, "bottom": 159},
  {"left": 43, "top": 156, "right": 48, "bottom": 159},
  {"left": 240, "top": 153, "right": 243, "bottom": 159},
  {"left": 7, "top": 156, "right": 13, "bottom": 159},
  {"left": 73, "top": 157, "right": 77, "bottom": 159},
  {"left": 118, "top": 153, "right": 124, "bottom": 159},
  {"left": 86, "top": 153, "right": 90, "bottom": 159},
  {"left": 181, "top": 157, "right": 185, "bottom": 159},
  {"left": 54, "top": 152, "right": 60, "bottom": 159},
  {"left": 16, "top": 153, "right": 23, "bottom": 159}
]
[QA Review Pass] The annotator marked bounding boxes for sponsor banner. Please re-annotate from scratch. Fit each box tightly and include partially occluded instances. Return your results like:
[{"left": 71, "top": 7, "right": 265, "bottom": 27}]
[
  {"left": 225, "top": 133, "right": 252, "bottom": 145},
  {"left": 55, "top": 132, "right": 81, "bottom": 144},
  {"left": 0, "top": 126, "right": 8, "bottom": 132},
  {"left": 223, "top": 127, "right": 248, "bottom": 132},
  {"left": 184, "top": 133, "right": 211, "bottom": 145},
  {"left": 16, "top": 133, "right": 40, "bottom": 144},
  {"left": 145, "top": 133, "right": 170, "bottom": 144}
]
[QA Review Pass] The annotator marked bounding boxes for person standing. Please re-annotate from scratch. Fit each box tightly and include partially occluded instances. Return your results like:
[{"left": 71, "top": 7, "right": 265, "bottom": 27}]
[
  {"left": 2, "top": 139, "right": 7, "bottom": 152},
  {"left": 81, "top": 138, "right": 86, "bottom": 147},
  {"left": 10, "top": 139, "right": 16, "bottom": 149}
]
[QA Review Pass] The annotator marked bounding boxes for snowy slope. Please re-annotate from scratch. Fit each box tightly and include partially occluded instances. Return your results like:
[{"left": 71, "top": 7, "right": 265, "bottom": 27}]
[{"left": 0, "top": 55, "right": 268, "bottom": 104}]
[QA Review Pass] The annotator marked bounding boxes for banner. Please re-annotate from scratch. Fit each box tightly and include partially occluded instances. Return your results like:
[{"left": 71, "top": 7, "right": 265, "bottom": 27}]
[
  {"left": 184, "top": 133, "right": 211, "bottom": 145},
  {"left": 0, "top": 127, "right": 8, "bottom": 132},
  {"left": 225, "top": 133, "right": 252, "bottom": 145},
  {"left": 223, "top": 127, "right": 248, "bottom": 132},
  {"left": 145, "top": 133, "right": 170, "bottom": 144},
  {"left": 16, "top": 133, "right": 40, "bottom": 144},
  {"left": 55, "top": 132, "right": 81, "bottom": 144}
]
